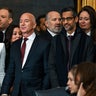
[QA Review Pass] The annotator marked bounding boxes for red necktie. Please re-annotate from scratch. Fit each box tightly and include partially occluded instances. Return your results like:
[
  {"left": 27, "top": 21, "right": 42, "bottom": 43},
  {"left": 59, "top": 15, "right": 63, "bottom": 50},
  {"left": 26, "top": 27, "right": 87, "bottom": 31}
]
[{"left": 21, "top": 38, "right": 28, "bottom": 63}]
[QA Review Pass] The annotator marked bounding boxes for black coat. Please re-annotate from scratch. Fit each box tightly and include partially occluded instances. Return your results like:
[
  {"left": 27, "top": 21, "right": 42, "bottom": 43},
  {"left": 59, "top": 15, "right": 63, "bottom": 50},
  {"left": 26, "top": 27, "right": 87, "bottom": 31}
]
[{"left": 49, "top": 27, "right": 94, "bottom": 87}]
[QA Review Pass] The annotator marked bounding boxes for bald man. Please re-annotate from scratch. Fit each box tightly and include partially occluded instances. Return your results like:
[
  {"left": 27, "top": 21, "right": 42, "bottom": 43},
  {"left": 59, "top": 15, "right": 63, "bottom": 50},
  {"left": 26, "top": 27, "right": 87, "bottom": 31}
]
[{"left": 1, "top": 12, "right": 50, "bottom": 96}]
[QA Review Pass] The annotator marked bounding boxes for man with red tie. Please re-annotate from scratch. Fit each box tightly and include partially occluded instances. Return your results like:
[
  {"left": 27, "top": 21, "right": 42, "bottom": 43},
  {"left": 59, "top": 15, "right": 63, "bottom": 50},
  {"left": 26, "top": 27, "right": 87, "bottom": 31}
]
[{"left": 1, "top": 12, "right": 50, "bottom": 96}]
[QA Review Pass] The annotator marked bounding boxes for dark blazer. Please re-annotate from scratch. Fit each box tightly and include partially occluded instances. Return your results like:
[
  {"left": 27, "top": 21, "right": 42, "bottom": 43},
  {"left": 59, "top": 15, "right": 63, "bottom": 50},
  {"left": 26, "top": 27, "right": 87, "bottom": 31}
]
[
  {"left": 39, "top": 30, "right": 53, "bottom": 42},
  {"left": 49, "top": 27, "right": 94, "bottom": 87},
  {"left": 1, "top": 35, "right": 50, "bottom": 96}
]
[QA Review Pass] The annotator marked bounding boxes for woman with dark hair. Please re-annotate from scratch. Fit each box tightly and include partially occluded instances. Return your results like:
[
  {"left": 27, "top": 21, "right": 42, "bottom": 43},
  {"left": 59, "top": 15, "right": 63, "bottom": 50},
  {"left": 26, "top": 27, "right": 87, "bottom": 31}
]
[
  {"left": 6, "top": 25, "right": 22, "bottom": 44},
  {"left": 78, "top": 6, "right": 96, "bottom": 62},
  {"left": 75, "top": 62, "right": 96, "bottom": 96},
  {"left": 5, "top": 25, "right": 22, "bottom": 72},
  {"left": 78, "top": 6, "right": 96, "bottom": 42},
  {"left": 10, "top": 25, "right": 22, "bottom": 43}
]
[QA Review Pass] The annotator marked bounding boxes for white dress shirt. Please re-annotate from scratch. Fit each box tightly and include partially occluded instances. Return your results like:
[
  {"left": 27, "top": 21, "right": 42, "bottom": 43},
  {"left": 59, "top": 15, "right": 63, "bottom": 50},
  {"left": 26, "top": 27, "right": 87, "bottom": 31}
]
[{"left": 47, "top": 29, "right": 57, "bottom": 37}]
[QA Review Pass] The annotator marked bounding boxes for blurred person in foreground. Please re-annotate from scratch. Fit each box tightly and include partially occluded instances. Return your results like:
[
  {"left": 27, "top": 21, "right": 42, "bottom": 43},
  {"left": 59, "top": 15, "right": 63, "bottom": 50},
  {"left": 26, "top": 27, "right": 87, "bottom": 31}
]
[{"left": 76, "top": 62, "right": 96, "bottom": 96}]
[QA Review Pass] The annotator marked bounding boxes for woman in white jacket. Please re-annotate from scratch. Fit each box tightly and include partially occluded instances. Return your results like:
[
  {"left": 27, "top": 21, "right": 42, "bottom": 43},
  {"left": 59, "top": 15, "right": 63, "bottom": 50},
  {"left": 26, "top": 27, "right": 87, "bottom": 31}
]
[{"left": 0, "top": 43, "right": 6, "bottom": 91}]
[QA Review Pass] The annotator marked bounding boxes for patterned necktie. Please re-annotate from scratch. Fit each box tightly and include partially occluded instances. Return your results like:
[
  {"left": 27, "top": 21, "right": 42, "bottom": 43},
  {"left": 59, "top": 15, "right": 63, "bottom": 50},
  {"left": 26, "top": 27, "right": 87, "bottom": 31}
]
[
  {"left": 21, "top": 38, "right": 28, "bottom": 63},
  {"left": 0, "top": 31, "right": 3, "bottom": 42}
]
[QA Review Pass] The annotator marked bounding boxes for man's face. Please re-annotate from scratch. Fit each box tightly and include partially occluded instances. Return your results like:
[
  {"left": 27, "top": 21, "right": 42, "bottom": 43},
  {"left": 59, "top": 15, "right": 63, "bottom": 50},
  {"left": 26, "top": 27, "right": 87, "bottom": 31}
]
[
  {"left": 45, "top": 12, "right": 62, "bottom": 34},
  {"left": 62, "top": 11, "right": 78, "bottom": 33},
  {"left": 0, "top": 9, "right": 12, "bottom": 30},
  {"left": 19, "top": 13, "right": 36, "bottom": 37}
]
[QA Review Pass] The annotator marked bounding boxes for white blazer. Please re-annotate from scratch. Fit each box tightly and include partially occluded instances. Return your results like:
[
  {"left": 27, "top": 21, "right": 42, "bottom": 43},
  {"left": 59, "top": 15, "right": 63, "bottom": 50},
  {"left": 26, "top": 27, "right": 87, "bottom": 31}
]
[{"left": 0, "top": 43, "right": 5, "bottom": 89}]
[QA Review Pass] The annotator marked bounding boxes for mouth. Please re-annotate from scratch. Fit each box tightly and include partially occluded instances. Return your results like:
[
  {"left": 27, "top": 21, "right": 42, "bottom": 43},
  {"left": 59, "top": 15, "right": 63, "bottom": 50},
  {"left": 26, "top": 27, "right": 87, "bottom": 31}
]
[{"left": 68, "top": 87, "right": 71, "bottom": 91}]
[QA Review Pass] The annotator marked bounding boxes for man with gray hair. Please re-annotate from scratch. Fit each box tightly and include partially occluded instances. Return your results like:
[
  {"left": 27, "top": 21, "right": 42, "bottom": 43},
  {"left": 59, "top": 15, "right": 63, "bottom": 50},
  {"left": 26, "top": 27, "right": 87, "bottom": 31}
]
[{"left": 40, "top": 11, "right": 62, "bottom": 41}]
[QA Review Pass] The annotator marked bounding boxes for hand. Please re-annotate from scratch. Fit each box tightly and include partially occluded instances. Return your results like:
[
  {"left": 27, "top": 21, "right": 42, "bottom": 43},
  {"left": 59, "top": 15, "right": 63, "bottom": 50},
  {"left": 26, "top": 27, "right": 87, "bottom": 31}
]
[{"left": 77, "top": 82, "right": 86, "bottom": 96}]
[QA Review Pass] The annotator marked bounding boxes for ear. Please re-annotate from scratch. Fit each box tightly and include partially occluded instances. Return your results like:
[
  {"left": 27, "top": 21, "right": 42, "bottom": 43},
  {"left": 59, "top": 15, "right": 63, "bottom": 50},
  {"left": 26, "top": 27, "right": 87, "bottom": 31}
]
[
  {"left": 33, "top": 23, "right": 36, "bottom": 29},
  {"left": 45, "top": 21, "right": 48, "bottom": 27},
  {"left": 8, "top": 18, "right": 13, "bottom": 24}
]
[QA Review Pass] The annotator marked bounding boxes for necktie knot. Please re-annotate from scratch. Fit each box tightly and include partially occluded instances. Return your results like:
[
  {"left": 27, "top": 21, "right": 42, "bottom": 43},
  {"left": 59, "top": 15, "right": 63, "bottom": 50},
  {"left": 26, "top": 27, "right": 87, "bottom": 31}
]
[
  {"left": 68, "top": 36, "right": 72, "bottom": 40},
  {"left": 23, "top": 38, "right": 28, "bottom": 42}
]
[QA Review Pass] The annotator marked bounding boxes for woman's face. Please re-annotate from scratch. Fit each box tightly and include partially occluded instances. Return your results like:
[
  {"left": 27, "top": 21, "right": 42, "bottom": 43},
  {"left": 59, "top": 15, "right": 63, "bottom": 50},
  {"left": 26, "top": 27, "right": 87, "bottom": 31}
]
[
  {"left": 79, "top": 11, "right": 91, "bottom": 33},
  {"left": 67, "top": 72, "right": 78, "bottom": 94},
  {"left": 11, "top": 27, "right": 22, "bottom": 42}
]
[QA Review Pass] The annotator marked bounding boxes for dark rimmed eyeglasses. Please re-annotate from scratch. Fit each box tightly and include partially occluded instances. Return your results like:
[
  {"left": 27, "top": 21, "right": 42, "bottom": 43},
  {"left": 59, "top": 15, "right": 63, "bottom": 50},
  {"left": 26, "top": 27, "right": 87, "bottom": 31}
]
[{"left": 62, "top": 17, "right": 74, "bottom": 21}]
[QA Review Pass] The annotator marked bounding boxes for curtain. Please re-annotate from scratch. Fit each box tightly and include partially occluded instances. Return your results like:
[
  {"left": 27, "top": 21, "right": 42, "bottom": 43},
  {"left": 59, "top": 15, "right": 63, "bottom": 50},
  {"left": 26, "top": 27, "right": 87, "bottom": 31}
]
[{"left": 77, "top": 0, "right": 96, "bottom": 12}]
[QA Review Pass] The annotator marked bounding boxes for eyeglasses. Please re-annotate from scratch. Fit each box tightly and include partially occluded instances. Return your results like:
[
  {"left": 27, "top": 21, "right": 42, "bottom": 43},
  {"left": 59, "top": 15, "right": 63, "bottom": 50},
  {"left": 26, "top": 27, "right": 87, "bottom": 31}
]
[{"left": 62, "top": 17, "right": 74, "bottom": 21}]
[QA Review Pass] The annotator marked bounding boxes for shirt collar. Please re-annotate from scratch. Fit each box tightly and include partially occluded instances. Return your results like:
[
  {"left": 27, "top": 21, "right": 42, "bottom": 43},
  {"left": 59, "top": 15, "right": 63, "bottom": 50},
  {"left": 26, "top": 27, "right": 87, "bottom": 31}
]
[
  {"left": 67, "top": 31, "right": 75, "bottom": 37},
  {"left": 86, "top": 31, "right": 91, "bottom": 36},
  {"left": 47, "top": 29, "right": 57, "bottom": 37},
  {"left": 2, "top": 30, "right": 6, "bottom": 34},
  {"left": 23, "top": 32, "right": 36, "bottom": 41}
]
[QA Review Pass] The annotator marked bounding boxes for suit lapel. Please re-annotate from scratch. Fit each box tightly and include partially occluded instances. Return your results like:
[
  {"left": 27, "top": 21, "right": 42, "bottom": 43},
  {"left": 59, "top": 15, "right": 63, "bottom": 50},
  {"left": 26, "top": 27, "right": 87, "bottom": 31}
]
[
  {"left": 70, "top": 32, "right": 81, "bottom": 62},
  {"left": 60, "top": 34, "right": 68, "bottom": 56},
  {"left": 23, "top": 36, "right": 39, "bottom": 68},
  {"left": 18, "top": 39, "right": 22, "bottom": 68}
]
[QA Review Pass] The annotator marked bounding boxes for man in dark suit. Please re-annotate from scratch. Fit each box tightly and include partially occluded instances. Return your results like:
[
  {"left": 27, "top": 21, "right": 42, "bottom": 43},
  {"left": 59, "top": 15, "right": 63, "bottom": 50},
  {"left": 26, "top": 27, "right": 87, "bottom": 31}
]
[
  {"left": 48, "top": 7, "right": 94, "bottom": 88},
  {"left": 1, "top": 12, "right": 50, "bottom": 96},
  {"left": 0, "top": 7, "right": 14, "bottom": 72},
  {"left": 40, "top": 11, "right": 62, "bottom": 41}
]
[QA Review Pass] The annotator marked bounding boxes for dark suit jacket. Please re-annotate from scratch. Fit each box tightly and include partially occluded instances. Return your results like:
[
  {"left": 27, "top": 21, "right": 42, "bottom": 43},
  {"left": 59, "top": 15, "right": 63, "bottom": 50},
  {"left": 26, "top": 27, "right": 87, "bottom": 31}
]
[
  {"left": 49, "top": 27, "right": 94, "bottom": 87},
  {"left": 1, "top": 35, "right": 50, "bottom": 96},
  {"left": 39, "top": 30, "right": 53, "bottom": 42}
]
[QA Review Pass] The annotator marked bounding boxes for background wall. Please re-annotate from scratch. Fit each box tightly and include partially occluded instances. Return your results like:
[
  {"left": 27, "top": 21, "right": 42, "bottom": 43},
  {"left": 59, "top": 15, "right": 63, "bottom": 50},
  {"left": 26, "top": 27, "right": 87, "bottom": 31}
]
[{"left": 0, "top": 0, "right": 75, "bottom": 24}]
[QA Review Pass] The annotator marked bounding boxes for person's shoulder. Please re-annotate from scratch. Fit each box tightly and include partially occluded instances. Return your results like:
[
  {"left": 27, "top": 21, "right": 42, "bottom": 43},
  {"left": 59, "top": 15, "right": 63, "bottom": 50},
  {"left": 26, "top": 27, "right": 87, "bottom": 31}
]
[
  {"left": 36, "top": 34, "right": 50, "bottom": 44},
  {"left": 11, "top": 38, "right": 22, "bottom": 47}
]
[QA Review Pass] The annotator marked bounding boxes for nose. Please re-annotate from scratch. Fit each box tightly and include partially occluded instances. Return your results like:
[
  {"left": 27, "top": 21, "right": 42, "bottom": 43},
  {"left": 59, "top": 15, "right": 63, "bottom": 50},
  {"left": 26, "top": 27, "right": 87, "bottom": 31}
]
[
  {"left": 20, "top": 21, "right": 25, "bottom": 26},
  {"left": 67, "top": 80, "right": 70, "bottom": 85},
  {"left": 64, "top": 19, "right": 68, "bottom": 24},
  {"left": 79, "top": 19, "right": 85, "bottom": 24}
]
